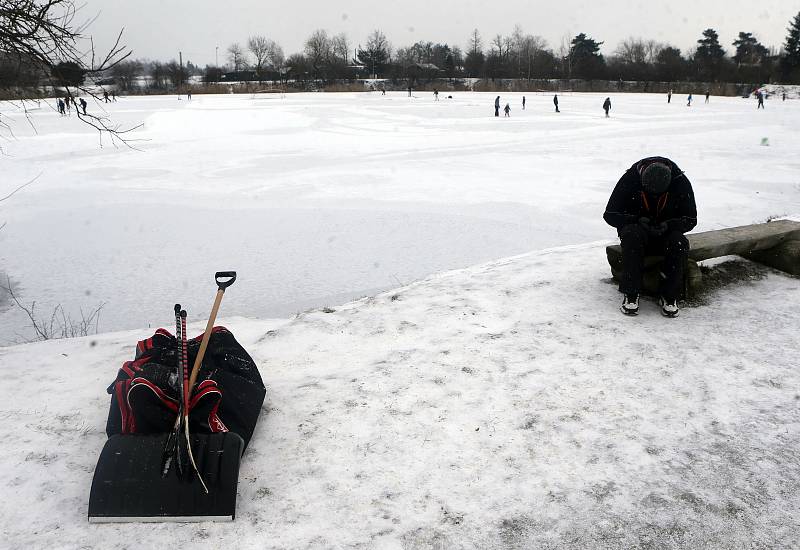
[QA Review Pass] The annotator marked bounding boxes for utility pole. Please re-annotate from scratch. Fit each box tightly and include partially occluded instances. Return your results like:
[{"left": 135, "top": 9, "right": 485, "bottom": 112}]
[{"left": 216, "top": 46, "right": 219, "bottom": 67}]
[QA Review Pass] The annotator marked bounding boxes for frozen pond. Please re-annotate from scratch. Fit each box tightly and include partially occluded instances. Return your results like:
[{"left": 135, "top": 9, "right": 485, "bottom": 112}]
[{"left": 1, "top": 91, "right": 798, "bottom": 343}]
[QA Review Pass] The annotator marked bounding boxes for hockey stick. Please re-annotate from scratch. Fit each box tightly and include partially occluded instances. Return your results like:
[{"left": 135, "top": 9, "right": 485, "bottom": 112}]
[
  {"left": 180, "top": 309, "right": 209, "bottom": 494},
  {"left": 161, "top": 304, "right": 185, "bottom": 477}
]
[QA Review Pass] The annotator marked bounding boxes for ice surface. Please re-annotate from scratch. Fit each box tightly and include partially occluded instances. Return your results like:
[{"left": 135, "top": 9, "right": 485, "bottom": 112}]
[{"left": 1, "top": 92, "right": 798, "bottom": 343}]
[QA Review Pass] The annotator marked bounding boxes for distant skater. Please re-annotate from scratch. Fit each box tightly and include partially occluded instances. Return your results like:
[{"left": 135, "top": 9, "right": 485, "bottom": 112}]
[
  {"left": 667, "top": 89, "right": 672, "bottom": 103},
  {"left": 64, "top": 95, "right": 71, "bottom": 112},
  {"left": 757, "top": 91, "right": 765, "bottom": 109},
  {"left": 57, "top": 98, "right": 65, "bottom": 115},
  {"left": 79, "top": 97, "right": 87, "bottom": 115},
  {"left": 522, "top": 96, "right": 526, "bottom": 110},
  {"left": 495, "top": 95, "right": 500, "bottom": 117},
  {"left": 111, "top": 91, "right": 117, "bottom": 101},
  {"left": 782, "top": 92, "right": 786, "bottom": 101},
  {"left": 381, "top": 88, "right": 386, "bottom": 96},
  {"left": 408, "top": 83, "right": 412, "bottom": 97},
  {"left": 705, "top": 91, "right": 710, "bottom": 103},
  {"left": 187, "top": 90, "right": 192, "bottom": 101},
  {"left": 504, "top": 103, "right": 511, "bottom": 117},
  {"left": 687, "top": 94, "right": 692, "bottom": 107},
  {"left": 603, "top": 97, "right": 611, "bottom": 117},
  {"left": 103, "top": 91, "right": 109, "bottom": 103},
  {"left": 553, "top": 94, "right": 560, "bottom": 113},
  {"left": 434, "top": 88, "right": 439, "bottom": 101}
]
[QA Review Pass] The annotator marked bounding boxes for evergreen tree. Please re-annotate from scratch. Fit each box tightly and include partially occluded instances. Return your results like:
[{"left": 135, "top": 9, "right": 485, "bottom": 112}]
[
  {"left": 464, "top": 50, "right": 485, "bottom": 77},
  {"left": 655, "top": 46, "right": 687, "bottom": 82},
  {"left": 569, "top": 33, "right": 606, "bottom": 79},
  {"left": 463, "top": 29, "right": 485, "bottom": 77},
  {"left": 782, "top": 11, "right": 800, "bottom": 81},
  {"left": 694, "top": 28, "right": 726, "bottom": 80},
  {"left": 732, "top": 32, "right": 769, "bottom": 65},
  {"left": 51, "top": 61, "right": 86, "bottom": 86},
  {"left": 357, "top": 30, "right": 390, "bottom": 77}
]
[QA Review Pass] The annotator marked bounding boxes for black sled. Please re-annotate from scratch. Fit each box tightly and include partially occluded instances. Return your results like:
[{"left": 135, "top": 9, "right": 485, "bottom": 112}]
[
  {"left": 88, "top": 272, "right": 266, "bottom": 523},
  {"left": 88, "top": 432, "right": 244, "bottom": 522}
]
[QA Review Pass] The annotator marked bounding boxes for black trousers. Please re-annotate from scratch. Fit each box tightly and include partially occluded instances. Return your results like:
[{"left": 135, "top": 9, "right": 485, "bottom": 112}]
[{"left": 618, "top": 224, "right": 689, "bottom": 300}]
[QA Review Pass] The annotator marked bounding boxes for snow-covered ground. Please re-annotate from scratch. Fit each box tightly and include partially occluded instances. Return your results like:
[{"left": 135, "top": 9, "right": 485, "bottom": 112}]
[
  {"left": 0, "top": 92, "right": 799, "bottom": 548},
  {"left": 1, "top": 91, "right": 798, "bottom": 344},
  {"left": 1, "top": 243, "right": 799, "bottom": 548}
]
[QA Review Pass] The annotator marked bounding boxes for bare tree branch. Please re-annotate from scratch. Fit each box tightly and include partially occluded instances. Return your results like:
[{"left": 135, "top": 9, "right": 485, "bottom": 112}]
[
  {"left": 0, "top": 172, "right": 40, "bottom": 202},
  {"left": 1, "top": 274, "right": 106, "bottom": 341},
  {"left": 0, "top": 0, "right": 136, "bottom": 143}
]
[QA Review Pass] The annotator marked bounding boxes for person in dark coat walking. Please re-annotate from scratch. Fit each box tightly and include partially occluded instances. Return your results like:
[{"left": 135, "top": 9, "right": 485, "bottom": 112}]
[
  {"left": 705, "top": 90, "right": 710, "bottom": 103},
  {"left": 57, "top": 98, "right": 66, "bottom": 115},
  {"left": 553, "top": 94, "right": 560, "bottom": 112},
  {"left": 603, "top": 97, "right": 611, "bottom": 117},
  {"left": 757, "top": 91, "right": 765, "bottom": 109},
  {"left": 79, "top": 97, "right": 87, "bottom": 115},
  {"left": 494, "top": 95, "right": 500, "bottom": 117},
  {"left": 603, "top": 157, "right": 697, "bottom": 317},
  {"left": 667, "top": 89, "right": 672, "bottom": 103},
  {"left": 522, "top": 96, "right": 526, "bottom": 110}
]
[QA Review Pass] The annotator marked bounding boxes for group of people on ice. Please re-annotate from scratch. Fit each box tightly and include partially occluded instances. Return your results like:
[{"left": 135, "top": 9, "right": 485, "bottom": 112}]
[
  {"left": 57, "top": 95, "right": 88, "bottom": 116},
  {"left": 56, "top": 89, "right": 120, "bottom": 116},
  {"left": 492, "top": 94, "right": 613, "bottom": 117},
  {"left": 681, "top": 88, "right": 779, "bottom": 109}
]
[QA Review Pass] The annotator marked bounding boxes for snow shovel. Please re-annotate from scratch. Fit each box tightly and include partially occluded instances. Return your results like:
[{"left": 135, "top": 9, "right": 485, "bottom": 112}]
[{"left": 88, "top": 271, "right": 243, "bottom": 523}]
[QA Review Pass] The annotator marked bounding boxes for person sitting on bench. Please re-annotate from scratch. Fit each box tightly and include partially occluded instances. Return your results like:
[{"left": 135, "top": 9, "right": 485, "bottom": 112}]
[{"left": 603, "top": 156, "right": 697, "bottom": 317}]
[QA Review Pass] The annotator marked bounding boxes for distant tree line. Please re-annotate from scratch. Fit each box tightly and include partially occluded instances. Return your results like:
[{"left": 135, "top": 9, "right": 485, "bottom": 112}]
[{"left": 4, "top": 11, "right": 800, "bottom": 92}]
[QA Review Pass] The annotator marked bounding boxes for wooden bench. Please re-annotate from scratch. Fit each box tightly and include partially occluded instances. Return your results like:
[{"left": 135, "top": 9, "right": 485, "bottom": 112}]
[{"left": 606, "top": 220, "right": 800, "bottom": 296}]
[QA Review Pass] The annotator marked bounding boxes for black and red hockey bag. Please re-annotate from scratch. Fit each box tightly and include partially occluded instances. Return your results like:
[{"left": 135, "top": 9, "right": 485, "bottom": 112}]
[{"left": 105, "top": 326, "right": 265, "bottom": 449}]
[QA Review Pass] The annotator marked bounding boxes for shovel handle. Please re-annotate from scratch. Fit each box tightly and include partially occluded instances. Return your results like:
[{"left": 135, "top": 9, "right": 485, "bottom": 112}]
[
  {"left": 215, "top": 271, "right": 236, "bottom": 290},
  {"left": 187, "top": 272, "right": 236, "bottom": 392}
]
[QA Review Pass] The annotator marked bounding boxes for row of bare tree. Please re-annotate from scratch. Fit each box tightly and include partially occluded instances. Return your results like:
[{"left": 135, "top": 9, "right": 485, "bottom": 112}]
[
  {"left": 115, "top": 19, "right": 795, "bottom": 88},
  {"left": 3, "top": 3, "right": 800, "bottom": 95}
]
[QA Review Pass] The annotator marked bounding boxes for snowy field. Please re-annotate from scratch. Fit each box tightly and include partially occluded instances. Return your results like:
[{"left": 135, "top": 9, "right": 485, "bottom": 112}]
[
  {"left": 0, "top": 92, "right": 799, "bottom": 548},
  {"left": 1, "top": 244, "right": 799, "bottom": 548},
  {"left": 1, "top": 91, "right": 798, "bottom": 344}
]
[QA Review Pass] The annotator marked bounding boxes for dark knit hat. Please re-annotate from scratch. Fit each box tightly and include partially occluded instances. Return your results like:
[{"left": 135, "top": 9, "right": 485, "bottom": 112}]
[{"left": 641, "top": 162, "right": 671, "bottom": 194}]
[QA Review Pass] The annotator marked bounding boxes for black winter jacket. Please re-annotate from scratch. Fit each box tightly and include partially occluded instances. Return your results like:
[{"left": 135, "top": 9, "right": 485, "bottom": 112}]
[{"left": 603, "top": 156, "right": 697, "bottom": 234}]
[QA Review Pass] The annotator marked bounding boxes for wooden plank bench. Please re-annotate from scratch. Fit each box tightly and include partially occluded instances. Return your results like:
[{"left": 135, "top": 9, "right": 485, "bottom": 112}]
[{"left": 606, "top": 220, "right": 800, "bottom": 296}]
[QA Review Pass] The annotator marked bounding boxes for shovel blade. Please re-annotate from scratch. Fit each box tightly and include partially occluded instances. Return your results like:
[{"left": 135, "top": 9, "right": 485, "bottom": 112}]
[{"left": 88, "top": 432, "right": 244, "bottom": 523}]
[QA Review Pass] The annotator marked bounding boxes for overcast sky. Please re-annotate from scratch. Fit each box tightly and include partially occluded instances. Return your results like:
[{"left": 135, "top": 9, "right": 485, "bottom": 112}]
[{"left": 82, "top": 0, "right": 796, "bottom": 67}]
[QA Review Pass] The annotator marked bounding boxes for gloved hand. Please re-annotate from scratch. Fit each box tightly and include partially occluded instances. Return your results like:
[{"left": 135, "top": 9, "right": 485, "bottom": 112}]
[
  {"left": 639, "top": 217, "right": 668, "bottom": 236},
  {"left": 650, "top": 221, "right": 668, "bottom": 236}
]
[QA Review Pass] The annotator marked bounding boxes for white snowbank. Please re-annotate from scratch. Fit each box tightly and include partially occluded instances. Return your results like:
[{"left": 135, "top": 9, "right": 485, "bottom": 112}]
[{"left": 1, "top": 241, "right": 798, "bottom": 548}]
